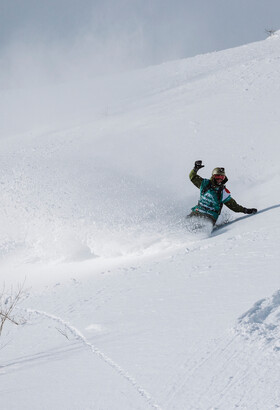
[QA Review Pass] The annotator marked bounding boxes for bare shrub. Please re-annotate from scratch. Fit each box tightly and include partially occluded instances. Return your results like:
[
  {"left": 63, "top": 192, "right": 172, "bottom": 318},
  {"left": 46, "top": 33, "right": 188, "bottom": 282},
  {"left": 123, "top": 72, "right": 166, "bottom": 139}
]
[
  {"left": 0, "top": 282, "right": 26, "bottom": 337},
  {"left": 265, "top": 28, "right": 276, "bottom": 37},
  {"left": 56, "top": 326, "right": 70, "bottom": 340}
]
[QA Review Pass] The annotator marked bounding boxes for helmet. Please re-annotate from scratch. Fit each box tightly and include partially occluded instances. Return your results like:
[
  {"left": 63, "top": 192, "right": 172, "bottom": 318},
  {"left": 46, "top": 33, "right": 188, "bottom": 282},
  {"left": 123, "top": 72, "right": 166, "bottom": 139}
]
[
  {"left": 212, "top": 167, "right": 226, "bottom": 176},
  {"left": 211, "top": 167, "right": 227, "bottom": 186}
]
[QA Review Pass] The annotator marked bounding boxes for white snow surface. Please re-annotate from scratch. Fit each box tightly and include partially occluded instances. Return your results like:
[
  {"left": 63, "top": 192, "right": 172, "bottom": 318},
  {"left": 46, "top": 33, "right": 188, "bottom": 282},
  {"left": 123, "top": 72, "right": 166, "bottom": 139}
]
[{"left": 1, "top": 34, "right": 280, "bottom": 409}]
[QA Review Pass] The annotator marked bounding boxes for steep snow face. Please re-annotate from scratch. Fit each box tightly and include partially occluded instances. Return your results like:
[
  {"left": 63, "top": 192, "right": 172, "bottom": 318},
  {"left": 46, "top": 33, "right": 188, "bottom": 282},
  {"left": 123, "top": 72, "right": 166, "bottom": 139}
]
[
  {"left": 1, "top": 33, "right": 280, "bottom": 264},
  {"left": 1, "top": 34, "right": 280, "bottom": 410}
]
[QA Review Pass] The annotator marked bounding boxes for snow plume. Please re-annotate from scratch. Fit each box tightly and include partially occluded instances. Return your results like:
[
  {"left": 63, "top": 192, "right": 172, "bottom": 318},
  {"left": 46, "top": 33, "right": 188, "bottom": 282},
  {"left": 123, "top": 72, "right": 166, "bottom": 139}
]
[
  {"left": 25, "top": 308, "right": 162, "bottom": 410},
  {"left": 0, "top": 148, "right": 186, "bottom": 262}
]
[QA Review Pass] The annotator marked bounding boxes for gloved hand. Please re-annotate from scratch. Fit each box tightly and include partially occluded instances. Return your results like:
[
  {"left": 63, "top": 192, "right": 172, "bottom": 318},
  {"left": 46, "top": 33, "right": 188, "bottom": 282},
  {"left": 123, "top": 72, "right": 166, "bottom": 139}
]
[
  {"left": 194, "top": 160, "right": 204, "bottom": 172},
  {"left": 244, "top": 208, "right": 257, "bottom": 214}
]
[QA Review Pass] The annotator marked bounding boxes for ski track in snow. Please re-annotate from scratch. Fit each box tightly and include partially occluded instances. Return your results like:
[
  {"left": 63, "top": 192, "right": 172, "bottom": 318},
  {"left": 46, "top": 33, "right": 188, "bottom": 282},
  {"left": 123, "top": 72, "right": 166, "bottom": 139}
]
[
  {"left": 165, "top": 334, "right": 280, "bottom": 409},
  {"left": 24, "top": 308, "right": 162, "bottom": 410},
  {"left": 164, "top": 290, "right": 280, "bottom": 409}
]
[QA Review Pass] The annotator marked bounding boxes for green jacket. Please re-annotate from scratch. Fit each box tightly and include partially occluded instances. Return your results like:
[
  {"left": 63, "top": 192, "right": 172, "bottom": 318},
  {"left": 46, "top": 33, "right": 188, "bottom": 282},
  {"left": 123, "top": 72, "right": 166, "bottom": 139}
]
[{"left": 189, "top": 169, "right": 246, "bottom": 221}]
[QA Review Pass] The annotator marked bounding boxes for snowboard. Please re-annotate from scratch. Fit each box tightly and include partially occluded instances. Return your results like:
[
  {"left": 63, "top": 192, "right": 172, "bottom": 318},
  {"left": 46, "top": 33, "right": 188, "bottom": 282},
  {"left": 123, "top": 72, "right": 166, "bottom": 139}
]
[{"left": 213, "top": 211, "right": 259, "bottom": 232}]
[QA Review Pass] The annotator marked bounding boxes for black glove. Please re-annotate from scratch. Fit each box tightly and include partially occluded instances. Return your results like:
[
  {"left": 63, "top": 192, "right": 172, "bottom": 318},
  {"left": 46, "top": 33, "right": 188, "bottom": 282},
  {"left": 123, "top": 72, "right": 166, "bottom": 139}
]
[
  {"left": 194, "top": 160, "right": 204, "bottom": 172},
  {"left": 244, "top": 208, "right": 257, "bottom": 214}
]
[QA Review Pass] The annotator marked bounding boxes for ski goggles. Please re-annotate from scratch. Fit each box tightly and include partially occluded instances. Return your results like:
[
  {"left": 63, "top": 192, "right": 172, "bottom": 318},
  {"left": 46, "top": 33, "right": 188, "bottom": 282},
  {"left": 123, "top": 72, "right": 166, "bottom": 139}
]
[{"left": 213, "top": 175, "right": 226, "bottom": 181}]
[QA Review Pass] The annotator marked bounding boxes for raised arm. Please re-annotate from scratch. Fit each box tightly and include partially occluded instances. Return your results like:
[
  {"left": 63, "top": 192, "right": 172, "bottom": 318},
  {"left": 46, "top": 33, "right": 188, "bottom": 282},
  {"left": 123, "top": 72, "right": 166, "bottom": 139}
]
[{"left": 189, "top": 160, "right": 204, "bottom": 189}]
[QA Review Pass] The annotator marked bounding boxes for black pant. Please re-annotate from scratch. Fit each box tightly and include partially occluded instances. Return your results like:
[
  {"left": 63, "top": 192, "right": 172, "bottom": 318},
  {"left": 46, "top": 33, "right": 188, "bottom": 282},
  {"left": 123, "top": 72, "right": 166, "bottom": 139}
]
[{"left": 187, "top": 210, "right": 216, "bottom": 225}]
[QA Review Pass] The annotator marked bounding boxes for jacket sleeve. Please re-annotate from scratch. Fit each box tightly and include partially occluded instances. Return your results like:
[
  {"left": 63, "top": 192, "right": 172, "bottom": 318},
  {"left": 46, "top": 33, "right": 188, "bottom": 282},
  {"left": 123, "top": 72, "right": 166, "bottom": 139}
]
[
  {"left": 189, "top": 169, "right": 203, "bottom": 189},
  {"left": 224, "top": 197, "right": 247, "bottom": 213}
]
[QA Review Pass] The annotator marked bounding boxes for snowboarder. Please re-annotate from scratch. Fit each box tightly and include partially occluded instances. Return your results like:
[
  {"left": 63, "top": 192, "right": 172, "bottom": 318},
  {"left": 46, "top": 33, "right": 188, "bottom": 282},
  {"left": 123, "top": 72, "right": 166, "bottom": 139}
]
[{"left": 189, "top": 160, "right": 257, "bottom": 225}]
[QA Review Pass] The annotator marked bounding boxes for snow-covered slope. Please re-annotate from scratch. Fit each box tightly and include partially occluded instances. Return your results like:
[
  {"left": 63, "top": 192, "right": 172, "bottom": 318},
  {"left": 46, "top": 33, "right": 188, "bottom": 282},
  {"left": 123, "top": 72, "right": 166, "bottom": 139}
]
[{"left": 1, "top": 33, "right": 280, "bottom": 409}]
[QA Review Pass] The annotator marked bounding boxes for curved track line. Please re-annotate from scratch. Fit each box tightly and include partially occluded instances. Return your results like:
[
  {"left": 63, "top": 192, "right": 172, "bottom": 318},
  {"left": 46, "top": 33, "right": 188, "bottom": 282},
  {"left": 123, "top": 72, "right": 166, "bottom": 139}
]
[{"left": 25, "top": 308, "right": 162, "bottom": 410}]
